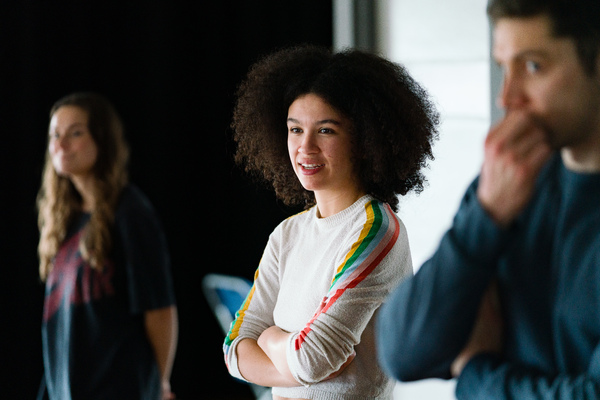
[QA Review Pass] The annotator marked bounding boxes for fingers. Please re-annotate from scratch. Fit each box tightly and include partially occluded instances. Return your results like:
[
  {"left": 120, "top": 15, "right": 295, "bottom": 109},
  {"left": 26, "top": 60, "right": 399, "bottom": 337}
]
[
  {"left": 478, "top": 112, "right": 553, "bottom": 226},
  {"left": 486, "top": 112, "right": 550, "bottom": 166}
]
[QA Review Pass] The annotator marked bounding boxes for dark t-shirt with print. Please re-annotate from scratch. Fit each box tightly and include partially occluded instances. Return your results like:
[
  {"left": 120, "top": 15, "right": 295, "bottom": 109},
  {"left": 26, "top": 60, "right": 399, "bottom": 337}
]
[{"left": 42, "top": 185, "right": 176, "bottom": 400}]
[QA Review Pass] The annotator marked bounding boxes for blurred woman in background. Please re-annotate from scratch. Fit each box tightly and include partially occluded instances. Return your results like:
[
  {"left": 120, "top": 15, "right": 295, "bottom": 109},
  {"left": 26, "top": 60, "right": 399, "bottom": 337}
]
[{"left": 37, "top": 92, "right": 178, "bottom": 400}]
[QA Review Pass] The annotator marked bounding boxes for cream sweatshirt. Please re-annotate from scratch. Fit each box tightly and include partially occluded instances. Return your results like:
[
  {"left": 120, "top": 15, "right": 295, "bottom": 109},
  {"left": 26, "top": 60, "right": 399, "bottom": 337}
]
[{"left": 224, "top": 195, "right": 412, "bottom": 399}]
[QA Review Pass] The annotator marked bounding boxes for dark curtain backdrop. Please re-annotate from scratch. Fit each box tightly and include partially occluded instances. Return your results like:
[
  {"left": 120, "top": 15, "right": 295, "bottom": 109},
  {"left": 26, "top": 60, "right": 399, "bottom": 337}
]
[{"left": 0, "top": 1, "right": 332, "bottom": 398}]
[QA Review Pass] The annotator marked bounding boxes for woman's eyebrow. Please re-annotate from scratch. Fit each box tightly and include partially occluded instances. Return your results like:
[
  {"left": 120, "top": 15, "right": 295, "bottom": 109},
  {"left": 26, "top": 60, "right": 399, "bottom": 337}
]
[
  {"left": 49, "top": 122, "right": 87, "bottom": 133},
  {"left": 318, "top": 119, "right": 341, "bottom": 125},
  {"left": 286, "top": 117, "right": 341, "bottom": 125}
]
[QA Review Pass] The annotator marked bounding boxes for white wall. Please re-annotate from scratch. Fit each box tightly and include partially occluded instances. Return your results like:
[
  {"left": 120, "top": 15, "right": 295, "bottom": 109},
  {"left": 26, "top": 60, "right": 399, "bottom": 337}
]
[
  {"left": 331, "top": 1, "right": 495, "bottom": 397},
  {"left": 377, "top": 0, "right": 489, "bottom": 270},
  {"left": 375, "top": 1, "right": 492, "bottom": 399}
]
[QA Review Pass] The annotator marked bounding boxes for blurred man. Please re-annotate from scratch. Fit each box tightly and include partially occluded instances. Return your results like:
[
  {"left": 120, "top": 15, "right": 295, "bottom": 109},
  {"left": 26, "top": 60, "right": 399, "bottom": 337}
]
[{"left": 377, "top": 0, "right": 600, "bottom": 398}]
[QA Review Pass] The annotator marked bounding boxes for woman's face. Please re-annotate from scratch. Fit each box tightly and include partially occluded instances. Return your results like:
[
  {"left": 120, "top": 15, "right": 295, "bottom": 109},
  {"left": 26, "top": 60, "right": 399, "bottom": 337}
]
[
  {"left": 48, "top": 105, "right": 98, "bottom": 180},
  {"left": 287, "top": 93, "right": 359, "bottom": 197}
]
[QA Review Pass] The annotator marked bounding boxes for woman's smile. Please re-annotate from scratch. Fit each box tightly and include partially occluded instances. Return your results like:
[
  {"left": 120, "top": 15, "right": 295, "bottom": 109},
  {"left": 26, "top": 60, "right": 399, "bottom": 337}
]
[
  {"left": 287, "top": 94, "right": 357, "bottom": 193},
  {"left": 299, "top": 162, "right": 326, "bottom": 174}
]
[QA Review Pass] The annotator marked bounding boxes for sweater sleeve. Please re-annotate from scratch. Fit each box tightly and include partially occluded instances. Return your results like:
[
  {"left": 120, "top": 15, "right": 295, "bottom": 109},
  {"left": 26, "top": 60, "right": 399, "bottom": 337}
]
[
  {"left": 376, "top": 179, "right": 511, "bottom": 381},
  {"left": 456, "top": 352, "right": 600, "bottom": 399},
  {"left": 223, "top": 229, "right": 282, "bottom": 381},
  {"left": 286, "top": 202, "right": 412, "bottom": 386}
]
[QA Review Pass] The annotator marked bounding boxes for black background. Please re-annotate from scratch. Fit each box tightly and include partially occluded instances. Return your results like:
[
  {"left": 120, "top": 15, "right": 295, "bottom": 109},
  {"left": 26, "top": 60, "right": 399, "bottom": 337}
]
[{"left": 1, "top": 1, "right": 332, "bottom": 398}]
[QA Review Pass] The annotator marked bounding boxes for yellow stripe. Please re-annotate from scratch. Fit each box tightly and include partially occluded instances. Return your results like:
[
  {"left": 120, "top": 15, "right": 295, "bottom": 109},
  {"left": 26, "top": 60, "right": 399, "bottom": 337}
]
[
  {"left": 331, "top": 201, "right": 375, "bottom": 284},
  {"left": 225, "top": 268, "right": 259, "bottom": 344}
]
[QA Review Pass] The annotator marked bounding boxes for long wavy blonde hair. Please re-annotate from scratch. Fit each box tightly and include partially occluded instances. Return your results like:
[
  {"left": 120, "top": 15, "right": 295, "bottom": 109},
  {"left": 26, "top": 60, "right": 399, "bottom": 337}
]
[{"left": 37, "top": 92, "right": 129, "bottom": 281}]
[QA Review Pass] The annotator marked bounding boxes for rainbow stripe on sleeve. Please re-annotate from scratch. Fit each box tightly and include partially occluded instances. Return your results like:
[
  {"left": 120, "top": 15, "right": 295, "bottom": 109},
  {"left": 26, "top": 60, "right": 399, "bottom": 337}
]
[
  {"left": 223, "top": 210, "right": 310, "bottom": 359},
  {"left": 223, "top": 268, "right": 259, "bottom": 359},
  {"left": 294, "top": 200, "right": 400, "bottom": 350},
  {"left": 222, "top": 200, "right": 400, "bottom": 360}
]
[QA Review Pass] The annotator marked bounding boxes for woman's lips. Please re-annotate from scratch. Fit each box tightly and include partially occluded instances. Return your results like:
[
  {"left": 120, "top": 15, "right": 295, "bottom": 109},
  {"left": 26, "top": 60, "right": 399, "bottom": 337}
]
[{"left": 299, "top": 163, "right": 325, "bottom": 175}]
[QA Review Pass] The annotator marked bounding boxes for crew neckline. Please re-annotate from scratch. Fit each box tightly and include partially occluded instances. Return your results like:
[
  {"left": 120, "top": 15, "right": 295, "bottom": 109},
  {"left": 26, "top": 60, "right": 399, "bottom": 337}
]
[
  {"left": 560, "top": 156, "right": 600, "bottom": 194},
  {"left": 313, "top": 195, "right": 375, "bottom": 228}
]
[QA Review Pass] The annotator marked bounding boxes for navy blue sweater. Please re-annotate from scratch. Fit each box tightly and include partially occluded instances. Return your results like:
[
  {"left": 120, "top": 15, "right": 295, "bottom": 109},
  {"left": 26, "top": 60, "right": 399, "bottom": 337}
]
[{"left": 377, "top": 154, "right": 600, "bottom": 399}]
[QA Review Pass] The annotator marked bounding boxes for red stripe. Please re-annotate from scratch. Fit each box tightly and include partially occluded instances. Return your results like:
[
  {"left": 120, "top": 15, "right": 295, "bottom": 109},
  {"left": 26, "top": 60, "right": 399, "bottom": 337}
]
[{"left": 294, "top": 210, "right": 400, "bottom": 350}]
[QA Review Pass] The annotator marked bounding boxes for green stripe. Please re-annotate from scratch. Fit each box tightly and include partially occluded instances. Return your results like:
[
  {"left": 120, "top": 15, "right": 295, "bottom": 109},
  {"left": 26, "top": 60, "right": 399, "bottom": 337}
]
[{"left": 330, "top": 202, "right": 383, "bottom": 290}]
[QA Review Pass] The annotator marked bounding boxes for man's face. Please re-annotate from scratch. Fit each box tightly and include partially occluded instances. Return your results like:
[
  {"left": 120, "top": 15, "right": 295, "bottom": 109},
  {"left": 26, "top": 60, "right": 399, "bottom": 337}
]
[{"left": 493, "top": 15, "right": 600, "bottom": 151}]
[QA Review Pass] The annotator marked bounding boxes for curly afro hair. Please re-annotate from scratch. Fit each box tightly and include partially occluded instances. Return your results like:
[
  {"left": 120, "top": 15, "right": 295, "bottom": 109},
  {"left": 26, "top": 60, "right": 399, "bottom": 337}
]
[{"left": 232, "top": 44, "right": 439, "bottom": 212}]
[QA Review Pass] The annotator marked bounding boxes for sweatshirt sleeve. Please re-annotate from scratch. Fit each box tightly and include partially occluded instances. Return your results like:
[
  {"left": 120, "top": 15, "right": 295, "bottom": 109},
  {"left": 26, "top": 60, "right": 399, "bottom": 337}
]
[
  {"left": 456, "top": 352, "right": 600, "bottom": 399},
  {"left": 223, "top": 229, "right": 282, "bottom": 381},
  {"left": 286, "top": 201, "right": 412, "bottom": 385},
  {"left": 376, "top": 178, "right": 511, "bottom": 381}
]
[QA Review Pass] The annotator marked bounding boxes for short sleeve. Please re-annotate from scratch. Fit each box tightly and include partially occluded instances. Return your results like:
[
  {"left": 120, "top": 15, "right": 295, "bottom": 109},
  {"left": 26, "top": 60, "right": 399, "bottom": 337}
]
[{"left": 113, "top": 185, "right": 176, "bottom": 313}]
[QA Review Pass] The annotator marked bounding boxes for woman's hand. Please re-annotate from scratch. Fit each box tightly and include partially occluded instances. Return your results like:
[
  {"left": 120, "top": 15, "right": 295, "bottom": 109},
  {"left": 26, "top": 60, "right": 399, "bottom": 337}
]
[
  {"left": 236, "top": 338, "right": 300, "bottom": 387},
  {"left": 257, "top": 326, "right": 296, "bottom": 381},
  {"left": 161, "top": 380, "right": 175, "bottom": 400},
  {"left": 258, "top": 326, "right": 355, "bottom": 382}
]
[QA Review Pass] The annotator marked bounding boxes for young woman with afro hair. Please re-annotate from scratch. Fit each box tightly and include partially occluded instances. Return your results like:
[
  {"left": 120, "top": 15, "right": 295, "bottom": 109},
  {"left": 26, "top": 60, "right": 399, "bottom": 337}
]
[{"left": 224, "top": 44, "right": 439, "bottom": 400}]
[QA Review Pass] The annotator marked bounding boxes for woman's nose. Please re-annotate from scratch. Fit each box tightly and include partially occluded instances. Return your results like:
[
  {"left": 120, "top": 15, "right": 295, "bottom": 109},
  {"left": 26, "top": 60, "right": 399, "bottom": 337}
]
[
  {"left": 52, "top": 135, "right": 69, "bottom": 151},
  {"left": 298, "top": 133, "right": 318, "bottom": 154}
]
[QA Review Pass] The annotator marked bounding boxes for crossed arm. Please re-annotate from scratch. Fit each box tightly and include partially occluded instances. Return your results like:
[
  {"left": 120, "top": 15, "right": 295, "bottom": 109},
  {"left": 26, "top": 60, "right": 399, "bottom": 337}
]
[
  {"left": 236, "top": 331, "right": 299, "bottom": 387},
  {"left": 236, "top": 326, "right": 356, "bottom": 387},
  {"left": 226, "top": 200, "right": 409, "bottom": 388},
  {"left": 379, "top": 111, "right": 600, "bottom": 398}
]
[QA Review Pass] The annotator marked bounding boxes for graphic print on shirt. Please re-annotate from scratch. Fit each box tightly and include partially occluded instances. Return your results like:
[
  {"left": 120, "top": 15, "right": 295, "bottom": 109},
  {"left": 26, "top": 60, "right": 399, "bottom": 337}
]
[
  {"left": 294, "top": 200, "right": 400, "bottom": 350},
  {"left": 43, "top": 229, "right": 115, "bottom": 322}
]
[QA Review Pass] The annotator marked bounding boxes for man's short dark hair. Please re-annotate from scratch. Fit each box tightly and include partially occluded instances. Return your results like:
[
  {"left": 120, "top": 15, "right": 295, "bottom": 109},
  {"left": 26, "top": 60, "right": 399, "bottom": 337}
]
[{"left": 488, "top": 0, "right": 600, "bottom": 75}]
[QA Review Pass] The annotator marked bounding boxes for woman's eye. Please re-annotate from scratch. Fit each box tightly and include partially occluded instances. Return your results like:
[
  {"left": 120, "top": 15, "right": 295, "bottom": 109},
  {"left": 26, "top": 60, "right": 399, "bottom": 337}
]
[
  {"left": 289, "top": 127, "right": 302, "bottom": 134},
  {"left": 319, "top": 127, "right": 333, "bottom": 134}
]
